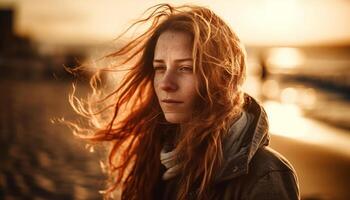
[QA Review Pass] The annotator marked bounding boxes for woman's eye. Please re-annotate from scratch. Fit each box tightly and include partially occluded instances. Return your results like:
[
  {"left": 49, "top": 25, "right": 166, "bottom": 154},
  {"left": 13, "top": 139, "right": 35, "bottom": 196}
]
[
  {"left": 154, "top": 66, "right": 166, "bottom": 72},
  {"left": 179, "top": 66, "right": 193, "bottom": 72}
]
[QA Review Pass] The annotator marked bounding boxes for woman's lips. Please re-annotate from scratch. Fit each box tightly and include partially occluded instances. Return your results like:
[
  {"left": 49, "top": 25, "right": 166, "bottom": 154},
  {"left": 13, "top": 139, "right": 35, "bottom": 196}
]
[{"left": 161, "top": 99, "right": 183, "bottom": 104}]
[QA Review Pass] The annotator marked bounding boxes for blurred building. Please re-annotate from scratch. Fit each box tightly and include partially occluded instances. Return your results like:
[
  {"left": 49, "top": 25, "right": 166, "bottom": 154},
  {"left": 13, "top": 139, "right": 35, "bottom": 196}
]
[
  {"left": 0, "top": 8, "right": 38, "bottom": 57},
  {"left": 0, "top": 7, "right": 85, "bottom": 81}
]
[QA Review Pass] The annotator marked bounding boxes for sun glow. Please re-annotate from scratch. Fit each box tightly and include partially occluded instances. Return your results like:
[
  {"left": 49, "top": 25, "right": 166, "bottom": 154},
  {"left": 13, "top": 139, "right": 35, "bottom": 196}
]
[
  {"left": 266, "top": 48, "right": 305, "bottom": 69},
  {"left": 4, "top": 0, "right": 350, "bottom": 45},
  {"left": 265, "top": 101, "right": 350, "bottom": 157}
]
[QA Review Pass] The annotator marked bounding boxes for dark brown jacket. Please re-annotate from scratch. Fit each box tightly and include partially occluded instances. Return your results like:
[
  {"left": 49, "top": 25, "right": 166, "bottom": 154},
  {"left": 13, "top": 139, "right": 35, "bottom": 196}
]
[{"left": 157, "top": 95, "right": 300, "bottom": 200}]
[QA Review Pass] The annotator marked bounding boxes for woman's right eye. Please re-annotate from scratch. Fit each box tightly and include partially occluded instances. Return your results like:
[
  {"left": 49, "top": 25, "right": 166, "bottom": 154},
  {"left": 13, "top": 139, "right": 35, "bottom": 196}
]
[{"left": 154, "top": 66, "right": 166, "bottom": 72}]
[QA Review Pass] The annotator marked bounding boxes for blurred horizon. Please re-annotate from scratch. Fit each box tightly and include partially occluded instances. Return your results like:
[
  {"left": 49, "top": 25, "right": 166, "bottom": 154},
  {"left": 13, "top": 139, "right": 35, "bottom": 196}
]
[{"left": 1, "top": 0, "right": 350, "bottom": 46}]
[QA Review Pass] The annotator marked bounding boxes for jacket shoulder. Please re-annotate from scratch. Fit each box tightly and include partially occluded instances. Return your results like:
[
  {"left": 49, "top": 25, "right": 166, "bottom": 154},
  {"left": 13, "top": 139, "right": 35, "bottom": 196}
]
[
  {"left": 216, "top": 146, "right": 300, "bottom": 199},
  {"left": 238, "top": 146, "right": 300, "bottom": 200},
  {"left": 249, "top": 146, "right": 296, "bottom": 177}
]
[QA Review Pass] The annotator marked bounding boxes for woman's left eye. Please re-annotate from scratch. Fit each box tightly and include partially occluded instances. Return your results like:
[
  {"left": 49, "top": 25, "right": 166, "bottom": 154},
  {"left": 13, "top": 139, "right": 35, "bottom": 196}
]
[{"left": 179, "top": 66, "right": 193, "bottom": 72}]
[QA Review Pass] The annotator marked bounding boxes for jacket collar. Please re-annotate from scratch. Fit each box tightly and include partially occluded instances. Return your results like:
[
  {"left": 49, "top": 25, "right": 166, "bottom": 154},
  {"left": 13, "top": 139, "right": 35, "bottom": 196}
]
[{"left": 215, "top": 94, "right": 270, "bottom": 183}]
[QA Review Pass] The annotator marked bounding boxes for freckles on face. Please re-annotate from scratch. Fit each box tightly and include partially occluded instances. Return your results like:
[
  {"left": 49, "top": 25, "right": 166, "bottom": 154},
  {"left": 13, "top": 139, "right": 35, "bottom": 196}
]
[{"left": 153, "top": 31, "right": 198, "bottom": 124}]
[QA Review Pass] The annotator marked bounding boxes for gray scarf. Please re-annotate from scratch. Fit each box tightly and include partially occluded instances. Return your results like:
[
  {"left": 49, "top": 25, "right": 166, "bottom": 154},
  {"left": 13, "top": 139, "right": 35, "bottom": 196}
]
[{"left": 160, "top": 111, "right": 251, "bottom": 180}]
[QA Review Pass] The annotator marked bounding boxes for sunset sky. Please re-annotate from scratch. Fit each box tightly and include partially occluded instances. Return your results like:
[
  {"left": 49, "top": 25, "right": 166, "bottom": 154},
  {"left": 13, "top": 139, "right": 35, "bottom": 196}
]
[{"left": 1, "top": 0, "right": 350, "bottom": 46}]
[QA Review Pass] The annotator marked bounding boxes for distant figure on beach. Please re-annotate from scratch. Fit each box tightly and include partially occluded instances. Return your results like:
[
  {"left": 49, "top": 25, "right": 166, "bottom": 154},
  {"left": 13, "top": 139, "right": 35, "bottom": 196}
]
[
  {"left": 259, "top": 52, "right": 268, "bottom": 81},
  {"left": 68, "top": 4, "right": 299, "bottom": 200},
  {"left": 258, "top": 52, "right": 269, "bottom": 101}
]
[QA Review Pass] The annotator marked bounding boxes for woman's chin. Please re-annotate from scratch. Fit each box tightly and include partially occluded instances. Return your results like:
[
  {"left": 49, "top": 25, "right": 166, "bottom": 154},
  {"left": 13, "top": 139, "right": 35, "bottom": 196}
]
[{"left": 164, "top": 113, "right": 190, "bottom": 124}]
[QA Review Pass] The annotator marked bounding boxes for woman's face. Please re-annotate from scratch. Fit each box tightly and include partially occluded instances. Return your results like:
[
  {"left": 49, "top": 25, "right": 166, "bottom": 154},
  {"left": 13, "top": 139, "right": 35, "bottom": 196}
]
[{"left": 153, "top": 31, "right": 198, "bottom": 124}]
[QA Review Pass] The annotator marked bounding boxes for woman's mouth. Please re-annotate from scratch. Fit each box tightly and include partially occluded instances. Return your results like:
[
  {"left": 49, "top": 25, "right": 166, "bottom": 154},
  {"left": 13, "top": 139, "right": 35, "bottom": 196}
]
[{"left": 162, "top": 99, "right": 183, "bottom": 104}]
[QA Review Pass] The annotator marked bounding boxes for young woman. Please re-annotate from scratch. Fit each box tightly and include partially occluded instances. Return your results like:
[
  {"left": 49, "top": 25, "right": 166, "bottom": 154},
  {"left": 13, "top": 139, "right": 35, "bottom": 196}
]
[{"left": 69, "top": 4, "right": 299, "bottom": 200}]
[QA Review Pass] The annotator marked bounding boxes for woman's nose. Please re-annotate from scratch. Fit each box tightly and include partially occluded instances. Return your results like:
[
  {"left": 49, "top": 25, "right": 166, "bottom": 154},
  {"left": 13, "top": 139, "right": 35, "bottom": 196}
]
[{"left": 159, "top": 73, "right": 178, "bottom": 92}]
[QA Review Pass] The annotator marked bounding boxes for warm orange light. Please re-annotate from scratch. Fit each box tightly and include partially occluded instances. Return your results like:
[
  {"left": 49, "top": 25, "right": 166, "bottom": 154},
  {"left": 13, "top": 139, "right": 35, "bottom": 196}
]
[
  {"left": 264, "top": 101, "right": 350, "bottom": 157},
  {"left": 7, "top": 0, "right": 350, "bottom": 45},
  {"left": 262, "top": 79, "right": 280, "bottom": 100},
  {"left": 266, "top": 48, "right": 305, "bottom": 69}
]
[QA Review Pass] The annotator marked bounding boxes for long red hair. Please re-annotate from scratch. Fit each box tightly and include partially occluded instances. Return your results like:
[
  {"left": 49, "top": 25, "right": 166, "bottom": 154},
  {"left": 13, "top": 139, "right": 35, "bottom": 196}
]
[{"left": 67, "top": 4, "right": 247, "bottom": 200}]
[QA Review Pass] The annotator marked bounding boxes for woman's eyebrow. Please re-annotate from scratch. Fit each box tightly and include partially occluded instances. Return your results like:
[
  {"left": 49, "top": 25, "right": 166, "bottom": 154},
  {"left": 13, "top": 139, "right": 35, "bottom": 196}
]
[
  {"left": 153, "top": 59, "right": 164, "bottom": 63},
  {"left": 174, "top": 58, "right": 193, "bottom": 63},
  {"left": 153, "top": 58, "right": 193, "bottom": 63}
]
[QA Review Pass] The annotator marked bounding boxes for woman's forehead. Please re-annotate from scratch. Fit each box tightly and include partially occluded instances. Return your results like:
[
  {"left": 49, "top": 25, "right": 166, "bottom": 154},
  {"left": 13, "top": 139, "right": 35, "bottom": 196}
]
[{"left": 154, "top": 31, "right": 193, "bottom": 61}]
